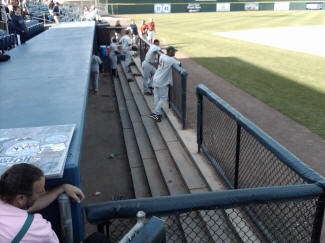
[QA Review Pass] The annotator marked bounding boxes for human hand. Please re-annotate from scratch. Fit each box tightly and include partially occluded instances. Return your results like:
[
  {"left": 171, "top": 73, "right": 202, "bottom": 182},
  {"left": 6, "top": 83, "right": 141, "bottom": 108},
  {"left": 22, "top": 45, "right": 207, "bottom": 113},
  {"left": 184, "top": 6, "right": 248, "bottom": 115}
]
[{"left": 63, "top": 184, "right": 85, "bottom": 203}]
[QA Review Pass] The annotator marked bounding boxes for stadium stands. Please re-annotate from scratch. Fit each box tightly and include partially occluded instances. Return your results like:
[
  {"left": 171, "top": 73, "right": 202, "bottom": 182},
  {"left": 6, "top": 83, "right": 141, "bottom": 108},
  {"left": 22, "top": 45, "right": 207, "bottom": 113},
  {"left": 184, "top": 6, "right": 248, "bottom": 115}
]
[{"left": 24, "top": 20, "right": 44, "bottom": 39}]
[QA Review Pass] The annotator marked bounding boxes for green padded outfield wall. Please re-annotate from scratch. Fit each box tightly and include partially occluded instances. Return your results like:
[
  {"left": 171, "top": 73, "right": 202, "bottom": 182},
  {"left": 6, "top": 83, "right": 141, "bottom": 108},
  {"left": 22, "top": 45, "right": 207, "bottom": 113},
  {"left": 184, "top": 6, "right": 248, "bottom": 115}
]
[
  {"left": 101, "top": 0, "right": 325, "bottom": 14},
  {"left": 259, "top": 3, "right": 274, "bottom": 10},
  {"left": 200, "top": 4, "right": 217, "bottom": 11},
  {"left": 230, "top": 3, "right": 245, "bottom": 11},
  {"left": 101, "top": 0, "right": 309, "bottom": 3},
  {"left": 290, "top": 2, "right": 306, "bottom": 10},
  {"left": 107, "top": 4, "right": 154, "bottom": 14}
]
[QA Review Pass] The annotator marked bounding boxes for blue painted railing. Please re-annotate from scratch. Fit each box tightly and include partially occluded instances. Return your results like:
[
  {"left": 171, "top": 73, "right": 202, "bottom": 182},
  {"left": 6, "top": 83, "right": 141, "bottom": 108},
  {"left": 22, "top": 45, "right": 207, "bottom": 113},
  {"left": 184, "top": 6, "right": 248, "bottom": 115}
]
[
  {"left": 85, "top": 184, "right": 324, "bottom": 242},
  {"left": 196, "top": 83, "right": 325, "bottom": 242}
]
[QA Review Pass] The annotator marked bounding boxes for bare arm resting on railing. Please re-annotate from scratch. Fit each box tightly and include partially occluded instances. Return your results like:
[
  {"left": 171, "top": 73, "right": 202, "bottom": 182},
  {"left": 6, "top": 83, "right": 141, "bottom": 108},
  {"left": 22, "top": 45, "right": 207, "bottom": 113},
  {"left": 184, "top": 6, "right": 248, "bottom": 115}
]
[{"left": 28, "top": 184, "right": 85, "bottom": 213}]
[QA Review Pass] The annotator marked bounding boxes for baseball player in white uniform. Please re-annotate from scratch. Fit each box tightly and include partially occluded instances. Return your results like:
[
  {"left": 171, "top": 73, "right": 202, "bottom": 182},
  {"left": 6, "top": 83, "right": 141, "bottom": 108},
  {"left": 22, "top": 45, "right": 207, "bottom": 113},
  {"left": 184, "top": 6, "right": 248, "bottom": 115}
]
[
  {"left": 150, "top": 46, "right": 180, "bottom": 122},
  {"left": 109, "top": 37, "right": 119, "bottom": 77},
  {"left": 142, "top": 39, "right": 160, "bottom": 95},
  {"left": 119, "top": 29, "right": 132, "bottom": 72}
]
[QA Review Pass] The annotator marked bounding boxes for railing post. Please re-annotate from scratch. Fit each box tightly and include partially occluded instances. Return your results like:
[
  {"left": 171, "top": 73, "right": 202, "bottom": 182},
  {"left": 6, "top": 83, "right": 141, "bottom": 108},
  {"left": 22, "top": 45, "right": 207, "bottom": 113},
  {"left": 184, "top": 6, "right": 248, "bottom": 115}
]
[
  {"left": 139, "top": 38, "right": 144, "bottom": 62},
  {"left": 58, "top": 193, "right": 73, "bottom": 243},
  {"left": 97, "top": 223, "right": 104, "bottom": 233},
  {"left": 234, "top": 124, "right": 241, "bottom": 189},
  {"left": 196, "top": 90, "right": 203, "bottom": 153},
  {"left": 311, "top": 194, "right": 325, "bottom": 243},
  {"left": 181, "top": 71, "right": 187, "bottom": 130},
  {"left": 168, "top": 85, "right": 171, "bottom": 108}
]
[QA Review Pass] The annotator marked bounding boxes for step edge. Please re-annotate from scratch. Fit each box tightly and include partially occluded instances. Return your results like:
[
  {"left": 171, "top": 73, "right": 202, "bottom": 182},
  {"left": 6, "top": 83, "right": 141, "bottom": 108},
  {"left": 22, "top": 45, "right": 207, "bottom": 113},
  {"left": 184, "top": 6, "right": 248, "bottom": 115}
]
[
  {"left": 113, "top": 77, "right": 151, "bottom": 199},
  {"left": 117, "top": 66, "right": 170, "bottom": 197}
]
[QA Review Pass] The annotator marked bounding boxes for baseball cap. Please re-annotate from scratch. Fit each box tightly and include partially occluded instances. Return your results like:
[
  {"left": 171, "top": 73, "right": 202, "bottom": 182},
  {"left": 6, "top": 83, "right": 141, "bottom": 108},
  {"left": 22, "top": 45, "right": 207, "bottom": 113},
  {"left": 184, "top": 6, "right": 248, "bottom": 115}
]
[{"left": 166, "top": 46, "right": 177, "bottom": 52}]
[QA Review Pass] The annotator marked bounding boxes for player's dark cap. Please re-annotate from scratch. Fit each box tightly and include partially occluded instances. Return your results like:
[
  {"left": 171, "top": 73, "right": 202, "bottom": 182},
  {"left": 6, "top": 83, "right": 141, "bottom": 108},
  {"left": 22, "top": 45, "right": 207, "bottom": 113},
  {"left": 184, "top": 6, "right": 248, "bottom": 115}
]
[{"left": 166, "top": 46, "right": 177, "bottom": 52}]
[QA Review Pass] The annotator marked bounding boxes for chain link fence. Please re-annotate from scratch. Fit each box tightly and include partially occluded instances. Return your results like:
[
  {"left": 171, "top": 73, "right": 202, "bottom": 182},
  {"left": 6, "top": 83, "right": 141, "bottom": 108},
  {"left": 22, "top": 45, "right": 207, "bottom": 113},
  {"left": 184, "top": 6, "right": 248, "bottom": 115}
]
[
  {"left": 196, "top": 84, "right": 314, "bottom": 189},
  {"left": 84, "top": 57, "right": 325, "bottom": 243},
  {"left": 139, "top": 37, "right": 187, "bottom": 128},
  {"left": 195, "top": 84, "right": 325, "bottom": 243},
  {"left": 86, "top": 185, "right": 323, "bottom": 243},
  {"left": 84, "top": 84, "right": 325, "bottom": 243}
]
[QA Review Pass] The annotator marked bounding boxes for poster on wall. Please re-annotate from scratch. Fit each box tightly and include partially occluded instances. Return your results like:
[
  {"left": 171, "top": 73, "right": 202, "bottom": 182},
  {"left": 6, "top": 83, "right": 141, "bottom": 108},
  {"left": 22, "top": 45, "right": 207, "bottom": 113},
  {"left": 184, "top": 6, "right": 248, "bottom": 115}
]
[
  {"left": 0, "top": 124, "right": 75, "bottom": 178},
  {"left": 306, "top": 2, "right": 323, "bottom": 10},
  {"left": 187, "top": 3, "right": 201, "bottom": 12},
  {"left": 245, "top": 3, "right": 259, "bottom": 11},
  {"left": 216, "top": 3, "right": 230, "bottom": 11},
  {"left": 154, "top": 4, "right": 171, "bottom": 13},
  {"left": 274, "top": 2, "right": 290, "bottom": 10}
]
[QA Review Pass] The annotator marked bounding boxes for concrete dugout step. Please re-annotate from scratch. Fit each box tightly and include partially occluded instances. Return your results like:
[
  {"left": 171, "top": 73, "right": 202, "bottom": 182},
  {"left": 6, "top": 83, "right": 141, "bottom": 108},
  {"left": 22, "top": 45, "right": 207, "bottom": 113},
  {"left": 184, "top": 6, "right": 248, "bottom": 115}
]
[
  {"left": 117, "top": 65, "right": 169, "bottom": 197},
  {"left": 121, "top": 62, "right": 221, "bottom": 242},
  {"left": 130, "top": 64, "right": 209, "bottom": 195},
  {"left": 120, "top": 63, "right": 188, "bottom": 195},
  {"left": 113, "top": 76, "right": 150, "bottom": 199}
]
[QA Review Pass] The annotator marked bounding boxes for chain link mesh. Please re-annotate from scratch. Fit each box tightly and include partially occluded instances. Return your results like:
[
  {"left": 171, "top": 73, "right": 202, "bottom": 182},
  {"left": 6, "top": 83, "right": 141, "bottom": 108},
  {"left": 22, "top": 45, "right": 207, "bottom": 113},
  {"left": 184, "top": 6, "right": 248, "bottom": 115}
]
[
  {"left": 107, "top": 218, "right": 136, "bottom": 242},
  {"left": 246, "top": 198, "right": 317, "bottom": 242},
  {"left": 106, "top": 197, "right": 318, "bottom": 243},
  {"left": 201, "top": 96, "right": 309, "bottom": 187},
  {"left": 202, "top": 96, "right": 238, "bottom": 185},
  {"left": 239, "top": 128, "right": 306, "bottom": 188},
  {"left": 170, "top": 67, "right": 184, "bottom": 121}
]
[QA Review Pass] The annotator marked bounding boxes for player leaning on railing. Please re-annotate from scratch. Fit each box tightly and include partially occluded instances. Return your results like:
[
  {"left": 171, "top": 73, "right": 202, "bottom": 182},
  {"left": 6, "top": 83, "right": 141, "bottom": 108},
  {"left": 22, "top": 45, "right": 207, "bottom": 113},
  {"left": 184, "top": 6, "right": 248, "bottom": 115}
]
[
  {"left": 150, "top": 46, "right": 180, "bottom": 122},
  {"left": 142, "top": 39, "right": 160, "bottom": 96}
]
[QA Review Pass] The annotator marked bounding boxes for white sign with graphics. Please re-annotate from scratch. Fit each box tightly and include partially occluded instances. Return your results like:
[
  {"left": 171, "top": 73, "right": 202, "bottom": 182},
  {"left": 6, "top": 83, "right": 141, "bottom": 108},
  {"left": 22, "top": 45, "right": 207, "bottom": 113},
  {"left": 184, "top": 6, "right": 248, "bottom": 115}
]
[
  {"left": 154, "top": 4, "right": 171, "bottom": 13},
  {"left": 306, "top": 2, "right": 323, "bottom": 10},
  {"left": 274, "top": 2, "right": 290, "bottom": 10},
  {"left": 0, "top": 124, "right": 75, "bottom": 178},
  {"left": 245, "top": 3, "right": 259, "bottom": 11},
  {"left": 217, "top": 3, "right": 230, "bottom": 11},
  {"left": 187, "top": 3, "right": 201, "bottom": 12}
]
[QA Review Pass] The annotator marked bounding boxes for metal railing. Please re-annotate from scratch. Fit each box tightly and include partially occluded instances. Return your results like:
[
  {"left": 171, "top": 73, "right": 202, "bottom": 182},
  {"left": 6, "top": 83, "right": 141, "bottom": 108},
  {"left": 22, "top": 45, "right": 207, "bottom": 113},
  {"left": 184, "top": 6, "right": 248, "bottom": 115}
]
[
  {"left": 139, "top": 37, "right": 187, "bottom": 129},
  {"left": 83, "top": 83, "right": 325, "bottom": 242},
  {"left": 85, "top": 184, "right": 324, "bottom": 242},
  {"left": 196, "top": 83, "right": 325, "bottom": 242}
]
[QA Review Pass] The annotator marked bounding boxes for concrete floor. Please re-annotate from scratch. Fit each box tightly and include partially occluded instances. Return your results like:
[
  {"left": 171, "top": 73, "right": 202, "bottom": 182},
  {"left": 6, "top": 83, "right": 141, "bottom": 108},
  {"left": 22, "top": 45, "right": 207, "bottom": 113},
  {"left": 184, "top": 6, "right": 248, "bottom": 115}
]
[{"left": 80, "top": 72, "right": 134, "bottom": 234}]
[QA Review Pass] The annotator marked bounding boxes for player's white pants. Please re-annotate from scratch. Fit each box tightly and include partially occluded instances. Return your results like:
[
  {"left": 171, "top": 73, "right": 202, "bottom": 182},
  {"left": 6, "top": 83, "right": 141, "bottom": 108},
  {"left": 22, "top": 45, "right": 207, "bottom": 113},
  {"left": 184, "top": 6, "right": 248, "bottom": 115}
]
[
  {"left": 91, "top": 72, "right": 99, "bottom": 92},
  {"left": 123, "top": 49, "right": 131, "bottom": 72},
  {"left": 110, "top": 54, "right": 117, "bottom": 69},
  {"left": 147, "top": 30, "right": 155, "bottom": 41},
  {"left": 153, "top": 85, "right": 169, "bottom": 115},
  {"left": 142, "top": 60, "right": 156, "bottom": 92}
]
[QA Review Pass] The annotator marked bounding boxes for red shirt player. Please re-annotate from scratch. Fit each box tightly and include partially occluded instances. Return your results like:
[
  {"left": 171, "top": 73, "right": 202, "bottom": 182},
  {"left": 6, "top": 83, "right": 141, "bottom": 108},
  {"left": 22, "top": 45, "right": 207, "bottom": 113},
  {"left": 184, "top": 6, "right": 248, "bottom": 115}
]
[
  {"left": 140, "top": 19, "right": 147, "bottom": 40},
  {"left": 147, "top": 17, "right": 155, "bottom": 44}
]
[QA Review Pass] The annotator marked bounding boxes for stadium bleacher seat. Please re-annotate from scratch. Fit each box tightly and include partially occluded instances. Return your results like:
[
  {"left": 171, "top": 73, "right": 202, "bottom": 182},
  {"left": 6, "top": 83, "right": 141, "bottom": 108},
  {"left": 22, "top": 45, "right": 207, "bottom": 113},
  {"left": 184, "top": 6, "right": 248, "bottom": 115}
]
[{"left": 0, "top": 30, "right": 16, "bottom": 53}]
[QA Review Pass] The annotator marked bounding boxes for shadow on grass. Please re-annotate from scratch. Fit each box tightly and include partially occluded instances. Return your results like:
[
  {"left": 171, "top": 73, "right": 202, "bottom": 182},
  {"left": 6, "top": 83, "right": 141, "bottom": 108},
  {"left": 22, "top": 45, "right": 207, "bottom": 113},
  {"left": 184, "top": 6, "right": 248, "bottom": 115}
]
[{"left": 183, "top": 56, "right": 325, "bottom": 138}]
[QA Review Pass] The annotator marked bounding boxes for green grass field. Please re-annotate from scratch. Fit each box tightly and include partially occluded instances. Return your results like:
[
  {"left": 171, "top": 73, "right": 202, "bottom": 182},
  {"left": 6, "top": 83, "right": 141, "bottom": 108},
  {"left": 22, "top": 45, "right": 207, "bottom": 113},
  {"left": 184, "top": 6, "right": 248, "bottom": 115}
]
[{"left": 125, "top": 11, "right": 325, "bottom": 138}]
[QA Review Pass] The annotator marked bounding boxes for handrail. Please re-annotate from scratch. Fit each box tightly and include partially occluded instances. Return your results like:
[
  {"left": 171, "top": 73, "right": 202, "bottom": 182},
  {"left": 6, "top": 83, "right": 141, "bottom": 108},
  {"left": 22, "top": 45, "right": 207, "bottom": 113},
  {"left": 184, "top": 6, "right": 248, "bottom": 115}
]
[
  {"left": 119, "top": 211, "right": 146, "bottom": 243},
  {"left": 84, "top": 184, "right": 322, "bottom": 224},
  {"left": 196, "top": 84, "right": 325, "bottom": 187},
  {"left": 0, "top": 20, "right": 9, "bottom": 33},
  {"left": 29, "top": 16, "right": 54, "bottom": 24}
]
